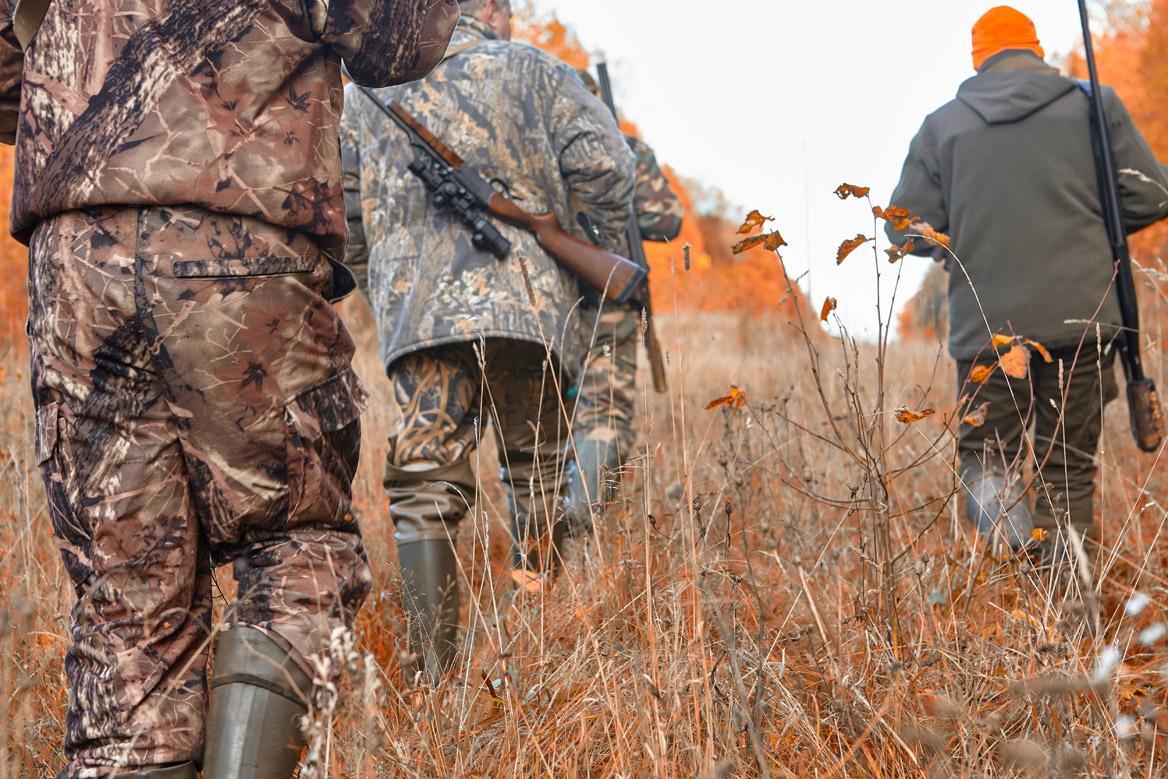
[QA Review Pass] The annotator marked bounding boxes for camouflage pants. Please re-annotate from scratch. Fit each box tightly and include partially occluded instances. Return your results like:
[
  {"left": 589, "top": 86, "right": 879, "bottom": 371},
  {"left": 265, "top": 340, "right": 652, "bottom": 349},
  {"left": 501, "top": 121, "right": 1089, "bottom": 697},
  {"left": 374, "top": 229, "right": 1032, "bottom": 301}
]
[
  {"left": 384, "top": 340, "right": 569, "bottom": 562},
  {"left": 572, "top": 302, "right": 640, "bottom": 459},
  {"left": 957, "top": 343, "right": 1119, "bottom": 541},
  {"left": 28, "top": 206, "right": 371, "bottom": 776}
]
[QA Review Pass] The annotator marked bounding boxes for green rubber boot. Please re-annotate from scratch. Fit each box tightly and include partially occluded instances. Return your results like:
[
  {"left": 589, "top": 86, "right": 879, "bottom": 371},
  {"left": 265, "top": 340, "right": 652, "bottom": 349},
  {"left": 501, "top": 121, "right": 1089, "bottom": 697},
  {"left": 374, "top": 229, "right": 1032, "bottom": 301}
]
[
  {"left": 397, "top": 539, "right": 460, "bottom": 684},
  {"left": 202, "top": 627, "right": 312, "bottom": 779}
]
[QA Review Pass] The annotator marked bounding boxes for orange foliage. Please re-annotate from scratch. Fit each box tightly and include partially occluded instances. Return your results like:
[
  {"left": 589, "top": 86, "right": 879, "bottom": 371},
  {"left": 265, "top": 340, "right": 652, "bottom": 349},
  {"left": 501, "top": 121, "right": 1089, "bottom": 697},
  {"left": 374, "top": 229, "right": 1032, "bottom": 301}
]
[
  {"left": 0, "top": 145, "right": 25, "bottom": 345},
  {"left": 1067, "top": 0, "right": 1168, "bottom": 261},
  {"left": 515, "top": 10, "right": 815, "bottom": 322}
]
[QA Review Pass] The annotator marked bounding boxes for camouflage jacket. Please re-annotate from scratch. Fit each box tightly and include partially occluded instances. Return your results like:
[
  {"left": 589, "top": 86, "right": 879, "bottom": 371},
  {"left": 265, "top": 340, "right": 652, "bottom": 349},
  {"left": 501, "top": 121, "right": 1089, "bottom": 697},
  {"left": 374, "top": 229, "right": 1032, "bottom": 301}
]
[
  {"left": 341, "top": 16, "right": 635, "bottom": 375},
  {"left": 0, "top": 0, "right": 457, "bottom": 259},
  {"left": 630, "top": 136, "right": 682, "bottom": 243}
]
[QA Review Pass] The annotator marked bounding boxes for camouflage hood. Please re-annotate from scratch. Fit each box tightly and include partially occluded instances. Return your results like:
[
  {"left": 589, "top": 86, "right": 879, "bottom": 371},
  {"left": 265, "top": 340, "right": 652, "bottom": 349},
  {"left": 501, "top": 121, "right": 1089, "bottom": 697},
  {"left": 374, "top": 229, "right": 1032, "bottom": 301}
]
[{"left": 342, "top": 16, "right": 636, "bottom": 375}]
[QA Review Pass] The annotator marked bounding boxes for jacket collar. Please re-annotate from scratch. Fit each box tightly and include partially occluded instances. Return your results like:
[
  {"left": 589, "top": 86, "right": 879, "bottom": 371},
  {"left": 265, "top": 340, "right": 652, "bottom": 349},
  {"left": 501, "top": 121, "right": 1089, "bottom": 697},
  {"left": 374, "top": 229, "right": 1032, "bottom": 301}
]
[
  {"left": 455, "top": 15, "right": 500, "bottom": 42},
  {"left": 978, "top": 50, "right": 1058, "bottom": 77}
]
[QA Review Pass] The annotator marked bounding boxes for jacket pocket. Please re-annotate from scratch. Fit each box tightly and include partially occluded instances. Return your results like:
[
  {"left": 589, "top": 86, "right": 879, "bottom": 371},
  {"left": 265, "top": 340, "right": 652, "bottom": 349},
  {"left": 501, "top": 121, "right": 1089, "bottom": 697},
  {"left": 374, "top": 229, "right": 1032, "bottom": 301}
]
[
  {"left": 34, "top": 401, "right": 60, "bottom": 466},
  {"left": 284, "top": 368, "right": 370, "bottom": 524},
  {"left": 172, "top": 256, "right": 321, "bottom": 278}
]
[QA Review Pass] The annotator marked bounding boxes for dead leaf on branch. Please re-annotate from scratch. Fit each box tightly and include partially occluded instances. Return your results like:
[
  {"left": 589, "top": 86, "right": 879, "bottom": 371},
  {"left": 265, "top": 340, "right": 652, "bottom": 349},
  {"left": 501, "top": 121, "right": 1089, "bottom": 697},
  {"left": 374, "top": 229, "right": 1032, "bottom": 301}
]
[
  {"left": 886, "top": 240, "right": 915, "bottom": 263},
  {"left": 873, "top": 204, "right": 917, "bottom": 231},
  {"left": 970, "top": 364, "right": 995, "bottom": 383},
  {"left": 992, "top": 334, "right": 1014, "bottom": 348},
  {"left": 820, "top": 297, "right": 837, "bottom": 322},
  {"left": 707, "top": 385, "right": 747, "bottom": 410},
  {"left": 911, "top": 221, "right": 951, "bottom": 249},
  {"left": 836, "top": 235, "right": 870, "bottom": 265},
  {"left": 895, "top": 406, "right": 935, "bottom": 423},
  {"left": 736, "top": 209, "right": 774, "bottom": 235},
  {"left": 999, "top": 345, "right": 1030, "bottom": 379},
  {"left": 1025, "top": 338, "right": 1053, "bottom": 363},
  {"left": 731, "top": 230, "right": 786, "bottom": 255},
  {"left": 834, "top": 183, "right": 871, "bottom": 200},
  {"left": 963, "top": 401, "right": 990, "bottom": 427}
]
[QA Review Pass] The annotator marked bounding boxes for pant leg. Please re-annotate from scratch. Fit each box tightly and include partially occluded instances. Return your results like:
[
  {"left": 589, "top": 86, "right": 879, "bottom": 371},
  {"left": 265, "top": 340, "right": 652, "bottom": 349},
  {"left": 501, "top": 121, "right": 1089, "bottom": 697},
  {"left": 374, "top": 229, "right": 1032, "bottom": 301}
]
[
  {"left": 956, "top": 355, "right": 1033, "bottom": 485},
  {"left": 383, "top": 344, "right": 480, "bottom": 544},
  {"left": 28, "top": 208, "right": 212, "bottom": 775},
  {"left": 572, "top": 302, "right": 640, "bottom": 462},
  {"left": 135, "top": 206, "right": 371, "bottom": 676},
  {"left": 1031, "top": 345, "right": 1119, "bottom": 541},
  {"left": 487, "top": 341, "right": 572, "bottom": 571}
]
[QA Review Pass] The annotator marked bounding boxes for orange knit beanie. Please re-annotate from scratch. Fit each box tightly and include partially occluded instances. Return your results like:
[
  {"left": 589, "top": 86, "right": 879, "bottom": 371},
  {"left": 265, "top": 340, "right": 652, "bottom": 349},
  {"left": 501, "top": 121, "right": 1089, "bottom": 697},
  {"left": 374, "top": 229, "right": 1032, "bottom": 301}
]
[{"left": 971, "top": 6, "right": 1044, "bottom": 70}]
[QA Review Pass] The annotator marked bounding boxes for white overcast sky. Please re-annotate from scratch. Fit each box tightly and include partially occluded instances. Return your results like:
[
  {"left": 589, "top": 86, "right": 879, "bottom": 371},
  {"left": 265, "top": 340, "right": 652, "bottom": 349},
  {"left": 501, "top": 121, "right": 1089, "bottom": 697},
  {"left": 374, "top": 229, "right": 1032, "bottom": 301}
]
[{"left": 526, "top": 0, "right": 1109, "bottom": 337}]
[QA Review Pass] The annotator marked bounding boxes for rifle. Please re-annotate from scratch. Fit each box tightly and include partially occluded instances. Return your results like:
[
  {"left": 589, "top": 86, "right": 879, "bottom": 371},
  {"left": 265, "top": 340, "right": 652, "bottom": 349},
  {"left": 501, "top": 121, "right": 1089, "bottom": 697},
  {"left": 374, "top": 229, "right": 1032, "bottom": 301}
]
[
  {"left": 1077, "top": 0, "right": 1164, "bottom": 452},
  {"left": 595, "top": 62, "right": 668, "bottom": 393},
  {"left": 355, "top": 86, "right": 646, "bottom": 304}
]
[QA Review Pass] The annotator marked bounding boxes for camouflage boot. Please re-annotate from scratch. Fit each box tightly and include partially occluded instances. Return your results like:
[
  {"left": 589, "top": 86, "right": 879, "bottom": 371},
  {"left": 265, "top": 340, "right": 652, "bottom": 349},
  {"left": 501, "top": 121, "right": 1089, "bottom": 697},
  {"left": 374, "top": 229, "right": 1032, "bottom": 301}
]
[
  {"left": 202, "top": 628, "right": 311, "bottom": 779},
  {"left": 396, "top": 539, "right": 461, "bottom": 685}
]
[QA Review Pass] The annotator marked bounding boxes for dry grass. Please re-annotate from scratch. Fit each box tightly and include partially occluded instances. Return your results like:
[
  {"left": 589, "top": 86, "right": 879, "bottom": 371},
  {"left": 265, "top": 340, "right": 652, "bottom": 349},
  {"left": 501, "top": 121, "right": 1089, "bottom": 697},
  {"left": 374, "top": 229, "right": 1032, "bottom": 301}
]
[{"left": 2, "top": 254, "right": 1168, "bottom": 778}]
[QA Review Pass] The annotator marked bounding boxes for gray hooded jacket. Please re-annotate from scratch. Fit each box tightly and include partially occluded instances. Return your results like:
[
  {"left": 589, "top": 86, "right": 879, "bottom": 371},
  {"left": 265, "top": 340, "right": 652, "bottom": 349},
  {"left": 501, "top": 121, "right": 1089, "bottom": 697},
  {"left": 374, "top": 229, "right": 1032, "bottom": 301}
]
[{"left": 887, "top": 51, "right": 1168, "bottom": 360}]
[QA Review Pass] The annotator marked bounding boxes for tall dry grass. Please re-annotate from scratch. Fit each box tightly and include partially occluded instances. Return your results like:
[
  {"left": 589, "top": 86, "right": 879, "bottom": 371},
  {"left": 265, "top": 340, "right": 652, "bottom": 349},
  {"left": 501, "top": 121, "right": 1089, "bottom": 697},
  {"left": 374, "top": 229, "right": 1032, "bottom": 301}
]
[{"left": 1, "top": 242, "right": 1167, "bottom": 777}]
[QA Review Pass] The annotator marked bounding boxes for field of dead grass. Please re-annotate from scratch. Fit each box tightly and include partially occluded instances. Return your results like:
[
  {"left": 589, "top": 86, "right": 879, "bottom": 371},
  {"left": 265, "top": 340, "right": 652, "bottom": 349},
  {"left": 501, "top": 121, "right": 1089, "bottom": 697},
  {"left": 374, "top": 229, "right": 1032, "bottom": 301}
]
[{"left": 1, "top": 257, "right": 1168, "bottom": 778}]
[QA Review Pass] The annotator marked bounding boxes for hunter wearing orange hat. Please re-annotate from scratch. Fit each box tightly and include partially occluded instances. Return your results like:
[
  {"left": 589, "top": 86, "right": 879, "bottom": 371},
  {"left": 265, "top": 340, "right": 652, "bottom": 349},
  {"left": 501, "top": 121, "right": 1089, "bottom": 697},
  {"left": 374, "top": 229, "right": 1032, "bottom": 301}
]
[{"left": 885, "top": 6, "right": 1168, "bottom": 578}]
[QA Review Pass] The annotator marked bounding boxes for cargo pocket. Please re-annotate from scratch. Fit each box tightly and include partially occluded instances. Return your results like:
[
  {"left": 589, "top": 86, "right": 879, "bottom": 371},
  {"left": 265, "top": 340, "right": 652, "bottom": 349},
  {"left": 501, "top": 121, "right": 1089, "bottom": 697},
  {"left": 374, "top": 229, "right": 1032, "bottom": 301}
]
[
  {"left": 34, "top": 401, "right": 60, "bottom": 466},
  {"left": 284, "top": 368, "right": 370, "bottom": 525}
]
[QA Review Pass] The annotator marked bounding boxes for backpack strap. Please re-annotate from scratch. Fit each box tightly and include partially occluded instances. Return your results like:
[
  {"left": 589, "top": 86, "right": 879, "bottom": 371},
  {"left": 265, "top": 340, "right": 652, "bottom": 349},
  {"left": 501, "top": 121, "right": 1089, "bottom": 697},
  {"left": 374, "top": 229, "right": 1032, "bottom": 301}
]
[
  {"left": 440, "top": 38, "right": 484, "bottom": 63},
  {"left": 13, "top": 0, "right": 51, "bottom": 50}
]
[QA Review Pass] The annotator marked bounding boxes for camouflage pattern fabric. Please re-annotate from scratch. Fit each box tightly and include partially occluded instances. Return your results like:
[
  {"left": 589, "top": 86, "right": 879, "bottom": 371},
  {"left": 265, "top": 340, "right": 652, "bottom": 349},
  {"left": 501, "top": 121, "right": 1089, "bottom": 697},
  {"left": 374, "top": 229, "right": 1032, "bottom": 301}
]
[
  {"left": 572, "top": 305, "right": 640, "bottom": 459},
  {"left": 569, "top": 138, "right": 680, "bottom": 467},
  {"left": 0, "top": 0, "right": 458, "bottom": 255},
  {"left": 630, "top": 136, "right": 683, "bottom": 243},
  {"left": 28, "top": 205, "right": 371, "bottom": 776},
  {"left": 383, "top": 340, "right": 569, "bottom": 554},
  {"left": 341, "top": 15, "right": 636, "bottom": 375},
  {"left": 956, "top": 344, "right": 1119, "bottom": 542}
]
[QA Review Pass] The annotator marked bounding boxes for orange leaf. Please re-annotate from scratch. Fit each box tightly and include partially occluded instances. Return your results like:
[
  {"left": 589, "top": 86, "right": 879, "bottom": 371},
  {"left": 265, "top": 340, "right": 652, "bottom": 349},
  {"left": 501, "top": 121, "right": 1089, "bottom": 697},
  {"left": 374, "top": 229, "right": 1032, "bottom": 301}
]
[
  {"left": 999, "top": 345, "right": 1030, "bottom": 379},
  {"left": 911, "top": 221, "right": 951, "bottom": 250},
  {"left": 963, "top": 400, "right": 990, "bottom": 427},
  {"left": 707, "top": 385, "right": 747, "bottom": 410},
  {"left": 1025, "top": 338, "right": 1053, "bottom": 363},
  {"left": 737, "top": 209, "right": 774, "bottom": 235},
  {"left": 820, "top": 297, "right": 838, "bottom": 322},
  {"left": 731, "top": 230, "right": 786, "bottom": 255},
  {"left": 834, "top": 183, "right": 871, "bottom": 200},
  {"left": 895, "top": 406, "right": 935, "bottom": 423},
  {"left": 873, "top": 205, "right": 917, "bottom": 231},
  {"left": 969, "top": 364, "right": 995, "bottom": 383},
  {"left": 510, "top": 569, "right": 543, "bottom": 594},
  {"left": 836, "top": 235, "right": 871, "bottom": 265},
  {"left": 886, "top": 240, "right": 915, "bottom": 263},
  {"left": 1030, "top": 527, "right": 1046, "bottom": 543},
  {"left": 991, "top": 334, "right": 1014, "bottom": 348}
]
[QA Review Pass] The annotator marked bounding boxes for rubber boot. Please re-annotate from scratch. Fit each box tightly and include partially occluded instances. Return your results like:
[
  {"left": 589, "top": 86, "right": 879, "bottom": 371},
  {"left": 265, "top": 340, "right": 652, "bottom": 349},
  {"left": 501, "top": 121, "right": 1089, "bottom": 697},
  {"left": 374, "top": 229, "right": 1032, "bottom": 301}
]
[
  {"left": 564, "top": 439, "right": 622, "bottom": 538},
  {"left": 962, "top": 468, "right": 1034, "bottom": 551},
  {"left": 202, "top": 627, "right": 312, "bottom": 779},
  {"left": 56, "top": 764, "right": 199, "bottom": 779},
  {"left": 397, "top": 539, "right": 460, "bottom": 684}
]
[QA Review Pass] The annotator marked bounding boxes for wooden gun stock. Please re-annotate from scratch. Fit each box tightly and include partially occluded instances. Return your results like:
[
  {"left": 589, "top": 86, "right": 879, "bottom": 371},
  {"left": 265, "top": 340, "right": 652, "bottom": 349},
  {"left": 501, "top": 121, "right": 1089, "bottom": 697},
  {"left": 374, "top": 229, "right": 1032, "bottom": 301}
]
[
  {"left": 1128, "top": 378, "right": 1164, "bottom": 452},
  {"left": 487, "top": 193, "right": 646, "bottom": 304}
]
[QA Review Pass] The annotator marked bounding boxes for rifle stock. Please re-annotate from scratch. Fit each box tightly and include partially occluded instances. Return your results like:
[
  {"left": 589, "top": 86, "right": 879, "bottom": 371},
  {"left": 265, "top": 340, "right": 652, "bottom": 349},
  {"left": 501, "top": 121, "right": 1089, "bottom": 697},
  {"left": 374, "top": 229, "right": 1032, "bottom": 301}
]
[{"left": 487, "top": 193, "right": 645, "bottom": 303}]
